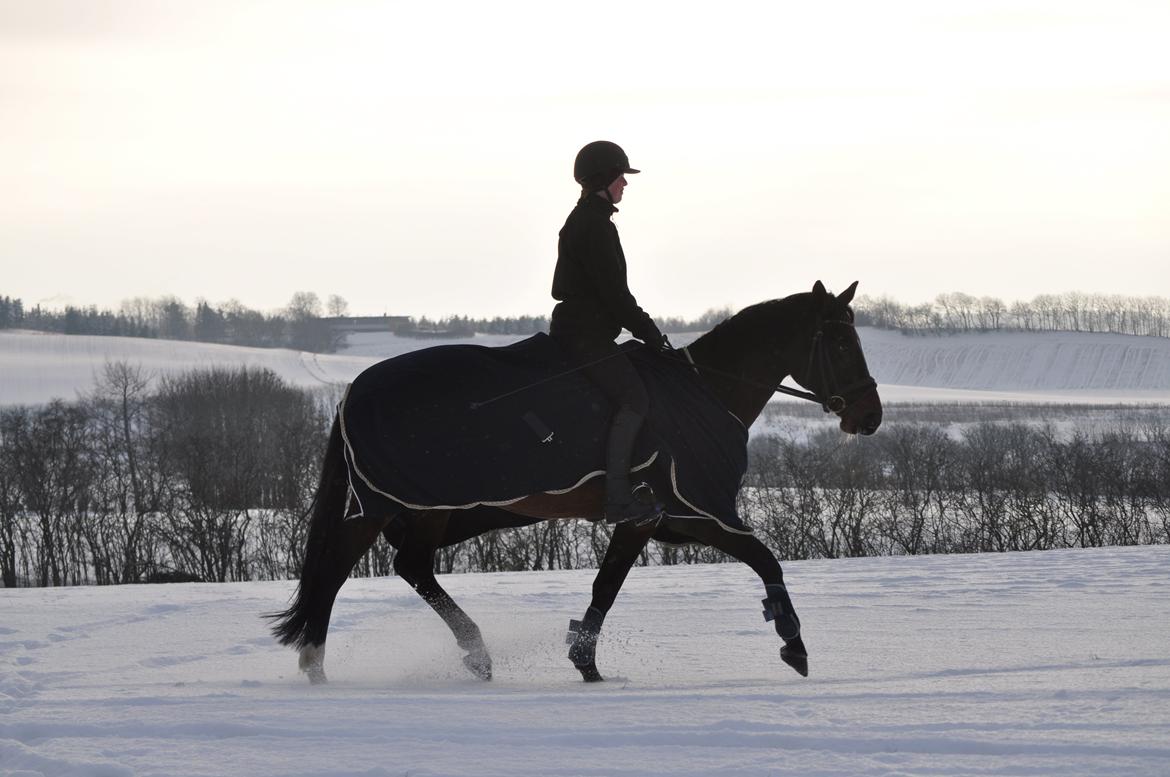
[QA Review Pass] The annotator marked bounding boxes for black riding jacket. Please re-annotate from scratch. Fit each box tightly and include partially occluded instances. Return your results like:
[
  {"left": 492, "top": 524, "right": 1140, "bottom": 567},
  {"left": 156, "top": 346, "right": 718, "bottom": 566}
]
[{"left": 549, "top": 194, "right": 662, "bottom": 346}]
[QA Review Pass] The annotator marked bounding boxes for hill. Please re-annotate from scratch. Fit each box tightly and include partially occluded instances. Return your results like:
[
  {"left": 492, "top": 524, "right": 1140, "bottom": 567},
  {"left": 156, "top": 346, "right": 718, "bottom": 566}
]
[{"left": 1, "top": 327, "right": 1167, "bottom": 407}]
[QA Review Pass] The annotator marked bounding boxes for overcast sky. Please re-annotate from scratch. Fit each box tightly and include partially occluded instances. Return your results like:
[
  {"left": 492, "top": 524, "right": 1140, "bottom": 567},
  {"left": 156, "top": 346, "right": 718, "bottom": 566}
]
[{"left": 2, "top": 0, "right": 1168, "bottom": 319}]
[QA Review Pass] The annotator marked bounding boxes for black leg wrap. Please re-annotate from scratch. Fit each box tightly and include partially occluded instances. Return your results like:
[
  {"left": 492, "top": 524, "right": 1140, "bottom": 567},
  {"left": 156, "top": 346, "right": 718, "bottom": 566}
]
[
  {"left": 762, "top": 583, "right": 808, "bottom": 677},
  {"left": 761, "top": 583, "right": 801, "bottom": 641},
  {"left": 566, "top": 606, "right": 605, "bottom": 682}
]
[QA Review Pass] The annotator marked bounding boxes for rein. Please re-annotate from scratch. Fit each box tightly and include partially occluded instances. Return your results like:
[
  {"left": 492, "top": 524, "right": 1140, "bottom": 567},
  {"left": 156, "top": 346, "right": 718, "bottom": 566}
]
[
  {"left": 470, "top": 311, "right": 876, "bottom": 415},
  {"left": 683, "top": 317, "right": 876, "bottom": 415}
]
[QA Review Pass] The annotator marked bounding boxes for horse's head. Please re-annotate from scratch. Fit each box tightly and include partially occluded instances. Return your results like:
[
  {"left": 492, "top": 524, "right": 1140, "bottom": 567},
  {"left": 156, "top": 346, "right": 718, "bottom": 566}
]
[
  {"left": 797, "top": 280, "right": 883, "bottom": 436},
  {"left": 683, "top": 282, "right": 883, "bottom": 434}
]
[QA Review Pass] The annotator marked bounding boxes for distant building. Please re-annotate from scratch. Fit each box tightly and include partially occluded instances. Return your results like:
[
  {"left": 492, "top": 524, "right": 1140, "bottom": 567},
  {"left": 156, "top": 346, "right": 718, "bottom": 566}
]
[{"left": 323, "top": 315, "right": 412, "bottom": 334}]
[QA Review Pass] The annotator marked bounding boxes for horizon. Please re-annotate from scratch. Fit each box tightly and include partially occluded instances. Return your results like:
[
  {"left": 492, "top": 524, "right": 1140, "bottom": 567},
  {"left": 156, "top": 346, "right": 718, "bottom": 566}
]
[
  {"left": 3, "top": 2, "right": 1169, "bottom": 319},
  {"left": 4, "top": 284, "right": 1169, "bottom": 323}
]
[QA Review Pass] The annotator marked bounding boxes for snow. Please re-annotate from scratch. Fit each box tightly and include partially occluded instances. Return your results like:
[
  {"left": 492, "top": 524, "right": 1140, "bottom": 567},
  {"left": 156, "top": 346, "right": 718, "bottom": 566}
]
[
  {"left": 2, "top": 327, "right": 1168, "bottom": 774},
  {"left": 2, "top": 546, "right": 1169, "bottom": 776},
  {"left": 857, "top": 328, "right": 1170, "bottom": 404},
  {"left": 2, "top": 327, "right": 1169, "bottom": 408},
  {"left": 0, "top": 330, "right": 516, "bottom": 408}
]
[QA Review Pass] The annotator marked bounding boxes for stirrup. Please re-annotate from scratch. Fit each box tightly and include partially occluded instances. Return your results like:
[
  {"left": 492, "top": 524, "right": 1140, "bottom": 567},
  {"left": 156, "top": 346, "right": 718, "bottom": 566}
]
[{"left": 604, "top": 482, "right": 663, "bottom": 525}]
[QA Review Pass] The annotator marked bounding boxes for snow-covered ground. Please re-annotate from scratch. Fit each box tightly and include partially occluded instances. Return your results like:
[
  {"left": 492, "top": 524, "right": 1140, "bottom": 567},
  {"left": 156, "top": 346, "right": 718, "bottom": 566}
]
[
  {"left": 2, "top": 545, "right": 1168, "bottom": 776},
  {"left": 857, "top": 328, "right": 1170, "bottom": 404},
  {"left": 2, "top": 327, "right": 1169, "bottom": 407}
]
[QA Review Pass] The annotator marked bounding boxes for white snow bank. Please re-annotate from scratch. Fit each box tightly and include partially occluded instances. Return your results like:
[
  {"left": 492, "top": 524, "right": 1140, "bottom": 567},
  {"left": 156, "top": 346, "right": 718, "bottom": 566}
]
[
  {"left": 859, "top": 327, "right": 1170, "bottom": 395},
  {"left": 2, "top": 546, "right": 1168, "bottom": 776}
]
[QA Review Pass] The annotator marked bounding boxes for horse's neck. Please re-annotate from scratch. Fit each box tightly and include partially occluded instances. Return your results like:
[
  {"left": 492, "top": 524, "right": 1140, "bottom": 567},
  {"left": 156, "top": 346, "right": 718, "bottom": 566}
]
[{"left": 686, "top": 301, "right": 805, "bottom": 427}]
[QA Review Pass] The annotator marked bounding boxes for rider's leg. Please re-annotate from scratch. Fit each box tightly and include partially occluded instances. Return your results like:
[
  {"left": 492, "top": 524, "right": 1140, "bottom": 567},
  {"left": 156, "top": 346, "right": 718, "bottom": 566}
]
[{"left": 581, "top": 345, "right": 657, "bottom": 523}]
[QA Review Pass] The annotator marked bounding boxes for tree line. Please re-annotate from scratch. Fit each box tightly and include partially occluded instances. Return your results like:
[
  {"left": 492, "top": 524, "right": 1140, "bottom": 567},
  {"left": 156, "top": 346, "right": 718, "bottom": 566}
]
[
  {"left": 1, "top": 364, "right": 1166, "bottom": 587},
  {"left": 0, "top": 292, "right": 344, "bottom": 353},
  {"left": 6, "top": 290, "right": 1168, "bottom": 352},
  {"left": 0, "top": 292, "right": 712, "bottom": 345},
  {"left": 854, "top": 291, "right": 1170, "bottom": 337}
]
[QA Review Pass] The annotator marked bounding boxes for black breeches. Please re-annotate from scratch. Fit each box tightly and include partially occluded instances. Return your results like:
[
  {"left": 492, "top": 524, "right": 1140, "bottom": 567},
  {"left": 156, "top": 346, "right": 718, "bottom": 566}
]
[{"left": 559, "top": 337, "right": 649, "bottom": 417}]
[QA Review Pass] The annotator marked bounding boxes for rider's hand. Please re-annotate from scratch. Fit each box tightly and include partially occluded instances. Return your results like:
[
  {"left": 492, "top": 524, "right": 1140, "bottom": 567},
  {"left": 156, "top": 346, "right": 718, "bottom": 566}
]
[{"left": 658, "top": 333, "right": 673, "bottom": 352}]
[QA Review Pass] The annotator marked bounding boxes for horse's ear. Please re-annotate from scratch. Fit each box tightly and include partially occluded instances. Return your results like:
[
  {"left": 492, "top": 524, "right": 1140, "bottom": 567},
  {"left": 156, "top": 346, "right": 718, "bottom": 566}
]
[
  {"left": 839, "top": 281, "right": 859, "bottom": 306},
  {"left": 812, "top": 280, "right": 828, "bottom": 307}
]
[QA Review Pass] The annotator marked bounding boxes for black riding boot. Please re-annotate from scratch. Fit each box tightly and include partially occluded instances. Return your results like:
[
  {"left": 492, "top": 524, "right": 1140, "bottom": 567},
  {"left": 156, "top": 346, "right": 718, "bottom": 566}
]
[{"left": 603, "top": 408, "right": 660, "bottom": 524}]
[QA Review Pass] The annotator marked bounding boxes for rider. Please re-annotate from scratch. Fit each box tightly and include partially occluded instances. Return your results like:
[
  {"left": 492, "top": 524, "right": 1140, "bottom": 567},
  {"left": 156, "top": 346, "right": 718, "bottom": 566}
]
[{"left": 550, "top": 140, "right": 669, "bottom": 523}]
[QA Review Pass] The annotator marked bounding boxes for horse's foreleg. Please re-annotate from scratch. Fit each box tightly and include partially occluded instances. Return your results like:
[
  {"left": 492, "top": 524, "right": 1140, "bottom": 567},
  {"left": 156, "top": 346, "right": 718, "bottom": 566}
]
[
  {"left": 567, "top": 521, "right": 656, "bottom": 682},
  {"left": 389, "top": 510, "right": 493, "bottom": 680},
  {"left": 676, "top": 522, "right": 808, "bottom": 678}
]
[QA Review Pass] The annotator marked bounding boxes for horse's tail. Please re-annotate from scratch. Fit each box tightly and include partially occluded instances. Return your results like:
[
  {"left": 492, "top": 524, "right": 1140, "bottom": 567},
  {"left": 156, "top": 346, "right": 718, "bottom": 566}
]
[{"left": 266, "top": 413, "right": 349, "bottom": 649}]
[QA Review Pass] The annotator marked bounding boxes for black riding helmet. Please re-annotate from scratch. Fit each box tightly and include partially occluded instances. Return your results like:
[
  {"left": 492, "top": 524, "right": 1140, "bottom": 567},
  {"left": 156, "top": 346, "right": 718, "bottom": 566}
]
[{"left": 574, "top": 140, "right": 640, "bottom": 192}]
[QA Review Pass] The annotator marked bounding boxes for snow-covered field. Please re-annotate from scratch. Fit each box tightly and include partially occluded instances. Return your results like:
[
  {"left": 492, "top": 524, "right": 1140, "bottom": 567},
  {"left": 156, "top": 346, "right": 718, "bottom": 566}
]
[
  {"left": 0, "top": 330, "right": 519, "bottom": 408},
  {"left": 3, "top": 327, "right": 1169, "bottom": 408},
  {"left": 3, "top": 325, "right": 1168, "bottom": 774},
  {"left": 2, "top": 546, "right": 1168, "bottom": 776}
]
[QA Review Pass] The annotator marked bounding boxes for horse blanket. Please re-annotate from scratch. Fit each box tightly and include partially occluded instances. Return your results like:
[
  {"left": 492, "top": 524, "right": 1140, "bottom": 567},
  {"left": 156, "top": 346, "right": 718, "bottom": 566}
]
[{"left": 339, "top": 333, "right": 750, "bottom": 533}]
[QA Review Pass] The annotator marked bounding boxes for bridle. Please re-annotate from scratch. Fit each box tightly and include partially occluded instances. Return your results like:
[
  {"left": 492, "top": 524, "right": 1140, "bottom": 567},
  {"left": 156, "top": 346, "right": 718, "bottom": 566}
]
[
  {"left": 683, "top": 314, "right": 877, "bottom": 416},
  {"left": 775, "top": 317, "right": 878, "bottom": 414}
]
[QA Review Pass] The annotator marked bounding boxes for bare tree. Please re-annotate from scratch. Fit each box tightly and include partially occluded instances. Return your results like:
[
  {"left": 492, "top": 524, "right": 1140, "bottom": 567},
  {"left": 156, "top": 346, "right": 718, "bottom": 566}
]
[
  {"left": 878, "top": 424, "right": 954, "bottom": 555},
  {"left": 0, "top": 420, "right": 22, "bottom": 587},
  {"left": 977, "top": 297, "right": 1006, "bottom": 330},
  {"left": 285, "top": 292, "right": 336, "bottom": 352},
  {"left": 815, "top": 434, "right": 883, "bottom": 558},
  {"left": 85, "top": 362, "right": 169, "bottom": 582},
  {"left": 153, "top": 366, "right": 330, "bottom": 581},
  {"left": 326, "top": 294, "right": 350, "bottom": 318},
  {"left": 2, "top": 402, "right": 93, "bottom": 586},
  {"left": 286, "top": 291, "right": 323, "bottom": 320}
]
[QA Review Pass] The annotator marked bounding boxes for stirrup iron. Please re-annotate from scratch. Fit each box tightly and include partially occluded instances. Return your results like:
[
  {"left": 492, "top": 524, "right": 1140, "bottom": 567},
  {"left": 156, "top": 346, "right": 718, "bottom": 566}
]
[{"left": 605, "top": 481, "right": 662, "bottom": 524}]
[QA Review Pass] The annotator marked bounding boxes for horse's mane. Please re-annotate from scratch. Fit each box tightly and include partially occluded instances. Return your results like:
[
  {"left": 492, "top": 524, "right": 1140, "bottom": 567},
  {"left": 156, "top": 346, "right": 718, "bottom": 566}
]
[{"left": 690, "top": 292, "right": 812, "bottom": 356}]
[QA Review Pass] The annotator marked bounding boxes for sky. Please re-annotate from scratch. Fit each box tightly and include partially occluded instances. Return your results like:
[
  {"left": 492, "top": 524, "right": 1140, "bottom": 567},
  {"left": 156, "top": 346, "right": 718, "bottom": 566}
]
[{"left": 2, "top": 0, "right": 1168, "bottom": 320}]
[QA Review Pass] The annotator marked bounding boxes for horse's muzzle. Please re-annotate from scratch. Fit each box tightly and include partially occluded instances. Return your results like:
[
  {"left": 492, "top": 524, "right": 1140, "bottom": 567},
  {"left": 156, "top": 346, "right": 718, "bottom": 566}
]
[{"left": 838, "top": 390, "right": 883, "bottom": 436}]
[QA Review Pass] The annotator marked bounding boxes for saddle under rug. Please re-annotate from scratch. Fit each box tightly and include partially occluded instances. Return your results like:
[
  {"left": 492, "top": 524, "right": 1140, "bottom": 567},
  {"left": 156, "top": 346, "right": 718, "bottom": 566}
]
[{"left": 339, "top": 333, "right": 751, "bottom": 533}]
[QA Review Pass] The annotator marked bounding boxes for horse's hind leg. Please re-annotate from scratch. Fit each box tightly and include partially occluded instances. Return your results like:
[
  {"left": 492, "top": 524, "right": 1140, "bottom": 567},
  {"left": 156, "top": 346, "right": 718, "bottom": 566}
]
[
  {"left": 388, "top": 510, "right": 493, "bottom": 680},
  {"left": 297, "top": 512, "right": 391, "bottom": 684},
  {"left": 268, "top": 417, "right": 395, "bottom": 684},
  {"left": 566, "top": 521, "right": 657, "bottom": 682}
]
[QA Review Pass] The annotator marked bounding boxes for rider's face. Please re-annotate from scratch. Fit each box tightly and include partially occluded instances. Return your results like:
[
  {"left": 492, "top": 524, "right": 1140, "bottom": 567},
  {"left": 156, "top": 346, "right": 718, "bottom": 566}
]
[{"left": 607, "top": 174, "right": 627, "bottom": 204}]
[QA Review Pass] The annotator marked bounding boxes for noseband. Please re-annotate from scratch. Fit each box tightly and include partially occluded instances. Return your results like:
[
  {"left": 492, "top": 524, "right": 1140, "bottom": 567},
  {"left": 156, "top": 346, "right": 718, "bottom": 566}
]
[{"left": 774, "top": 317, "right": 877, "bottom": 415}]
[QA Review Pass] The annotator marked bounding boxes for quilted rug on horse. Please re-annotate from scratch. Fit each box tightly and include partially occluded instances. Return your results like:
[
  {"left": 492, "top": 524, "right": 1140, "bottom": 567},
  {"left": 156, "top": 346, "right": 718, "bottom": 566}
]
[{"left": 339, "top": 333, "right": 750, "bottom": 533}]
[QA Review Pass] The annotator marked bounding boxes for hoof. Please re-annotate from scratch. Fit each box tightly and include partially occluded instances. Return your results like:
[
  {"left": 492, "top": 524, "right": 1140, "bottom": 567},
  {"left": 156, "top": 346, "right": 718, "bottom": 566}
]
[
  {"left": 780, "top": 644, "right": 809, "bottom": 678},
  {"left": 575, "top": 662, "right": 604, "bottom": 683},
  {"left": 299, "top": 644, "right": 327, "bottom": 684},
  {"left": 463, "top": 651, "right": 493, "bottom": 681}
]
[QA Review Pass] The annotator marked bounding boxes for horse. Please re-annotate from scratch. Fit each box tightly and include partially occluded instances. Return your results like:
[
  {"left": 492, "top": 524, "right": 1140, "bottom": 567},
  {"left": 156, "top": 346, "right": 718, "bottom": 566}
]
[{"left": 269, "top": 280, "right": 882, "bottom": 684}]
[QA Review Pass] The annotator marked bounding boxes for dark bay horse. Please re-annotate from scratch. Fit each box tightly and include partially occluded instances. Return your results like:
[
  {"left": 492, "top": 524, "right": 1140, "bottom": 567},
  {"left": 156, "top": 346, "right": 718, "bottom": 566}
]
[{"left": 269, "top": 281, "right": 882, "bottom": 684}]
